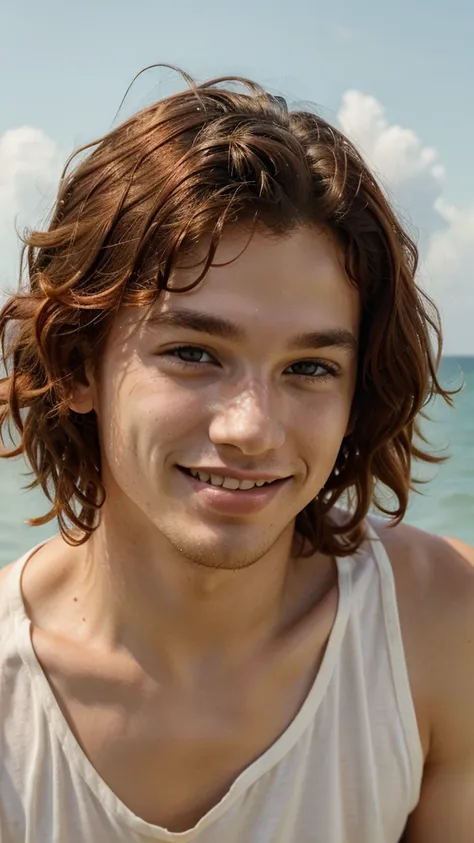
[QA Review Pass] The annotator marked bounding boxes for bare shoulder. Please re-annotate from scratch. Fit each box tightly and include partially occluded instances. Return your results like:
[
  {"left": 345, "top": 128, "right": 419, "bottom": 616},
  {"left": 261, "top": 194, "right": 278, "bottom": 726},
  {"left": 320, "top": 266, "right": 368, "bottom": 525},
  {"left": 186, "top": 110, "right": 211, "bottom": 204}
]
[
  {"left": 368, "top": 514, "right": 474, "bottom": 768},
  {"left": 0, "top": 535, "right": 64, "bottom": 602},
  {"left": 441, "top": 533, "right": 474, "bottom": 562},
  {"left": 367, "top": 514, "right": 474, "bottom": 613}
]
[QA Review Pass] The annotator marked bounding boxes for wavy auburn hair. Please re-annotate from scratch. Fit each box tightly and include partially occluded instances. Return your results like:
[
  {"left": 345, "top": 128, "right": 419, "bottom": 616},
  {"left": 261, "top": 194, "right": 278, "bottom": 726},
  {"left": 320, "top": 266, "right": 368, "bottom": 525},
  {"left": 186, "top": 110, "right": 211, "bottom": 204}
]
[{"left": 0, "top": 66, "right": 455, "bottom": 555}]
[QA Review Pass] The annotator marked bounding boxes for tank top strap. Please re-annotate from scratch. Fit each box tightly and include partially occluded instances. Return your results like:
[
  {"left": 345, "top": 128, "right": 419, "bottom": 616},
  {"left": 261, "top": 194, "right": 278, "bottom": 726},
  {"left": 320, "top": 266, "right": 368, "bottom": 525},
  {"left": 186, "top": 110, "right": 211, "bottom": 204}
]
[{"left": 363, "top": 519, "right": 424, "bottom": 801}]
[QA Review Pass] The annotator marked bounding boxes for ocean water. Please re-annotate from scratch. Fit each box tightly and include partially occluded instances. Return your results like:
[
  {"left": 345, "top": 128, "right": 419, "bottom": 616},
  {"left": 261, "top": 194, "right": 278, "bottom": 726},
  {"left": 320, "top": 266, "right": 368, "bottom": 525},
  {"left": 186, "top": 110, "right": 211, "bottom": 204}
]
[{"left": 0, "top": 356, "right": 473, "bottom": 569}]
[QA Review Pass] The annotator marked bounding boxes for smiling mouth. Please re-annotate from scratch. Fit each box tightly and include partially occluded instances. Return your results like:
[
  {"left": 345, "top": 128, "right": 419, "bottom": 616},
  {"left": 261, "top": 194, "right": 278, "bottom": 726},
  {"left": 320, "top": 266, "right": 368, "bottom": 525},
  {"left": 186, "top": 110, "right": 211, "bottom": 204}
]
[{"left": 177, "top": 466, "right": 286, "bottom": 492}]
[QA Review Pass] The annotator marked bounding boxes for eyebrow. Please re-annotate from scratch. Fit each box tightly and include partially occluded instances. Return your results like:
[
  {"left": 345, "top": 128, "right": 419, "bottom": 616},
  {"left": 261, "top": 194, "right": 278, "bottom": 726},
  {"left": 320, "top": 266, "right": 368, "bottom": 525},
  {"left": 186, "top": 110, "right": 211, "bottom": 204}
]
[{"left": 145, "top": 309, "right": 358, "bottom": 354}]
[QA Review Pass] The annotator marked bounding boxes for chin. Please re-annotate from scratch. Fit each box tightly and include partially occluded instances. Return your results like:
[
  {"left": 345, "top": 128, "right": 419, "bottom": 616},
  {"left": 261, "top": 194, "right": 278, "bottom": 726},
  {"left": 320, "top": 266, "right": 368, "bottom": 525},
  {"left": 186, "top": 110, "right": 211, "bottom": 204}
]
[{"left": 164, "top": 521, "right": 289, "bottom": 571}]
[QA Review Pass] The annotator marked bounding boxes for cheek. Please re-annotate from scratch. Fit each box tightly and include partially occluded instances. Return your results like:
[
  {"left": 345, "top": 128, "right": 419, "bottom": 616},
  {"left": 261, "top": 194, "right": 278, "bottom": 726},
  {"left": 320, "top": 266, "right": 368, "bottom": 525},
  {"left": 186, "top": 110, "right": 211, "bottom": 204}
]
[
  {"left": 102, "top": 377, "right": 209, "bottom": 461},
  {"left": 299, "top": 390, "right": 351, "bottom": 433},
  {"left": 295, "top": 395, "right": 351, "bottom": 461}
]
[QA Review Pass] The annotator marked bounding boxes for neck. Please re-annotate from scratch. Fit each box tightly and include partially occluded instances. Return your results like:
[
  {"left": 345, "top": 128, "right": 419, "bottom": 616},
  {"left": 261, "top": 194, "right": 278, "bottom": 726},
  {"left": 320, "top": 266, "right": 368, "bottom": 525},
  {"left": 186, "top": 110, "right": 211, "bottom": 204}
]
[{"left": 71, "top": 503, "right": 307, "bottom": 683}]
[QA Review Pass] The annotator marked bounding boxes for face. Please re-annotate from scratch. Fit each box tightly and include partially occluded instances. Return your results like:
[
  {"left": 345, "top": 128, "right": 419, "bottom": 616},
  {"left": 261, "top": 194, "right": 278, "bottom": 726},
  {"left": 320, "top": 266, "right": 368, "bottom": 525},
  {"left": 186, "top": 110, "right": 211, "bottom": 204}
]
[{"left": 75, "top": 226, "right": 360, "bottom": 569}]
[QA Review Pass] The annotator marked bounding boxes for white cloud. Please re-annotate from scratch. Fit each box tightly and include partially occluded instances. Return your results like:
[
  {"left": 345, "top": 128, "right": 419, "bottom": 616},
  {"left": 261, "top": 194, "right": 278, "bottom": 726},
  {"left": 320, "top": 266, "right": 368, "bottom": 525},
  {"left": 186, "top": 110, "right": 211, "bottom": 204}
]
[
  {"left": 0, "top": 126, "right": 63, "bottom": 295},
  {"left": 427, "top": 198, "right": 474, "bottom": 282},
  {"left": 337, "top": 91, "right": 474, "bottom": 354},
  {"left": 423, "top": 203, "right": 474, "bottom": 354}
]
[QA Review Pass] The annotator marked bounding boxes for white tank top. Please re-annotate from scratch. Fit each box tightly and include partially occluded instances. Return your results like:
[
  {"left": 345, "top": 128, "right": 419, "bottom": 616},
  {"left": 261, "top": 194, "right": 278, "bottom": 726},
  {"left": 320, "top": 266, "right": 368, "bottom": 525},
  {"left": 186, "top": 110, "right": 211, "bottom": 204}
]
[{"left": 0, "top": 521, "right": 424, "bottom": 843}]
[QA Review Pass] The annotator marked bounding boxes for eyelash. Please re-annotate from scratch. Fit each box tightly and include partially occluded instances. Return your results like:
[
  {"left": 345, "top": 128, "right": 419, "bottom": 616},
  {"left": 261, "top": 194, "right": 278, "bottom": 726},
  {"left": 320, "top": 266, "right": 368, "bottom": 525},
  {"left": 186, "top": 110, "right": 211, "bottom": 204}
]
[{"left": 163, "top": 346, "right": 340, "bottom": 383}]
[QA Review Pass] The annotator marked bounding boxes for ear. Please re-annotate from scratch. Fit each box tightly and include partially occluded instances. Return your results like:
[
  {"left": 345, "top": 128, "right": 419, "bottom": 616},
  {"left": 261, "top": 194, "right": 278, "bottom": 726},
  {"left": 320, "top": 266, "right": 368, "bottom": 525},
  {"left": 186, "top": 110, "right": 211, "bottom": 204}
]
[
  {"left": 68, "top": 361, "right": 95, "bottom": 415},
  {"left": 69, "top": 386, "right": 94, "bottom": 415}
]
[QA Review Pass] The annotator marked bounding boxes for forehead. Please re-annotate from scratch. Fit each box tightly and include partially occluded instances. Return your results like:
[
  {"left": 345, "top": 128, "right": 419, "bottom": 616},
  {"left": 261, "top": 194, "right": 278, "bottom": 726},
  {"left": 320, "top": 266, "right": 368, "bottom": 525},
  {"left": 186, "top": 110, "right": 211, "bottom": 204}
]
[
  {"left": 162, "top": 226, "right": 360, "bottom": 334},
  {"left": 110, "top": 225, "right": 360, "bottom": 348}
]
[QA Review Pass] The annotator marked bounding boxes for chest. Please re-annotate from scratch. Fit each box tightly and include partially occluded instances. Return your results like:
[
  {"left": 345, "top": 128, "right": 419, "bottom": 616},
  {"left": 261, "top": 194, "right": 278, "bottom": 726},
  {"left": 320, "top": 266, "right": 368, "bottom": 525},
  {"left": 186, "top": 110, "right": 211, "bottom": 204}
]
[{"left": 34, "top": 637, "right": 326, "bottom": 833}]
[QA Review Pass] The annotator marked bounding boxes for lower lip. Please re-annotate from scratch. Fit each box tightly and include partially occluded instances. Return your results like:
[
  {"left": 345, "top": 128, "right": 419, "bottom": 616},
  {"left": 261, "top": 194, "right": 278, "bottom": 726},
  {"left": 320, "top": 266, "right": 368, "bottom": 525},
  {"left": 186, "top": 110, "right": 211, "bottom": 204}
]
[{"left": 178, "top": 469, "right": 291, "bottom": 515}]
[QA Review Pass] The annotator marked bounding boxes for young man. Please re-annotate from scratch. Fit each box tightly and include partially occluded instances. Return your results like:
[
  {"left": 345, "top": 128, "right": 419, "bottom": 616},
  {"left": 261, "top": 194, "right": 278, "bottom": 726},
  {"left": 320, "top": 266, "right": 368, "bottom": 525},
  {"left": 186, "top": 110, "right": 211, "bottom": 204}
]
[{"left": 0, "top": 70, "right": 473, "bottom": 843}]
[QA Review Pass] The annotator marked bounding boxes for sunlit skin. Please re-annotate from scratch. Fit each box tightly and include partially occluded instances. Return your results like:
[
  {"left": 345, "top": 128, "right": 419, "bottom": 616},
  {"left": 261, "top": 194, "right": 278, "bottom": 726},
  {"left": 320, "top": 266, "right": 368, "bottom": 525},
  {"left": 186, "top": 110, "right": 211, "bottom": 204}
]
[{"left": 62, "top": 225, "right": 359, "bottom": 677}]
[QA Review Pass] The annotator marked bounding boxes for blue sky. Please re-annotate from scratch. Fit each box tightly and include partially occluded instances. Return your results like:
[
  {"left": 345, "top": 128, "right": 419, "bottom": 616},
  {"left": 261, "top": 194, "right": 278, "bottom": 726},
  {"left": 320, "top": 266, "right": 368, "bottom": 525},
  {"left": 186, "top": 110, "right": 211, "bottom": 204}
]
[{"left": 1, "top": 0, "right": 473, "bottom": 352}]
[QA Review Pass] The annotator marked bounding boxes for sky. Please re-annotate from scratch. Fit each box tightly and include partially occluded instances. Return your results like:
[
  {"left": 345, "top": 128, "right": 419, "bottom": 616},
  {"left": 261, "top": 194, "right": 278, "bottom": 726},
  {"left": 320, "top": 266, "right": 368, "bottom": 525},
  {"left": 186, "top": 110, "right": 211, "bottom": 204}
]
[{"left": 1, "top": 0, "right": 474, "bottom": 353}]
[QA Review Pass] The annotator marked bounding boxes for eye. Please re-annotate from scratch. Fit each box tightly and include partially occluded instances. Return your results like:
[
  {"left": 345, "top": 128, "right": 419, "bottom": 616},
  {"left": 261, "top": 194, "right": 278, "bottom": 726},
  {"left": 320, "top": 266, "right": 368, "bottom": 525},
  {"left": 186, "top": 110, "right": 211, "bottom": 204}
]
[
  {"left": 165, "top": 346, "right": 216, "bottom": 365},
  {"left": 285, "top": 360, "right": 339, "bottom": 380}
]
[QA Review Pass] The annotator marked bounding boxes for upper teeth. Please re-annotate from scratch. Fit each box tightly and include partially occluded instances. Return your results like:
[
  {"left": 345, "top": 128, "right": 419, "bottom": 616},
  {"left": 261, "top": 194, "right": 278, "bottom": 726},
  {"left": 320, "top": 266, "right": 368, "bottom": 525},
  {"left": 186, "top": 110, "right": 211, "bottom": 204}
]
[{"left": 189, "top": 469, "right": 275, "bottom": 490}]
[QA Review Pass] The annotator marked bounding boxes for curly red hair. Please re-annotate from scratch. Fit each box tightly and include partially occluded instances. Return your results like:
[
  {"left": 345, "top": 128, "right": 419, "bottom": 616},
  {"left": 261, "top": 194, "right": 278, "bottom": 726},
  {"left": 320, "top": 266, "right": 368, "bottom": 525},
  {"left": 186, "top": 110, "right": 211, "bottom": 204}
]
[{"left": 0, "top": 68, "right": 455, "bottom": 555}]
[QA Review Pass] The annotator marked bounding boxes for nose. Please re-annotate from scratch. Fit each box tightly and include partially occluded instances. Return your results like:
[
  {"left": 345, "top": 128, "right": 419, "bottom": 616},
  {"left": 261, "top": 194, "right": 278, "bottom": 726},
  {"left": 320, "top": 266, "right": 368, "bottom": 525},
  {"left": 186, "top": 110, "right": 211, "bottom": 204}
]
[{"left": 209, "top": 380, "right": 286, "bottom": 456}]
